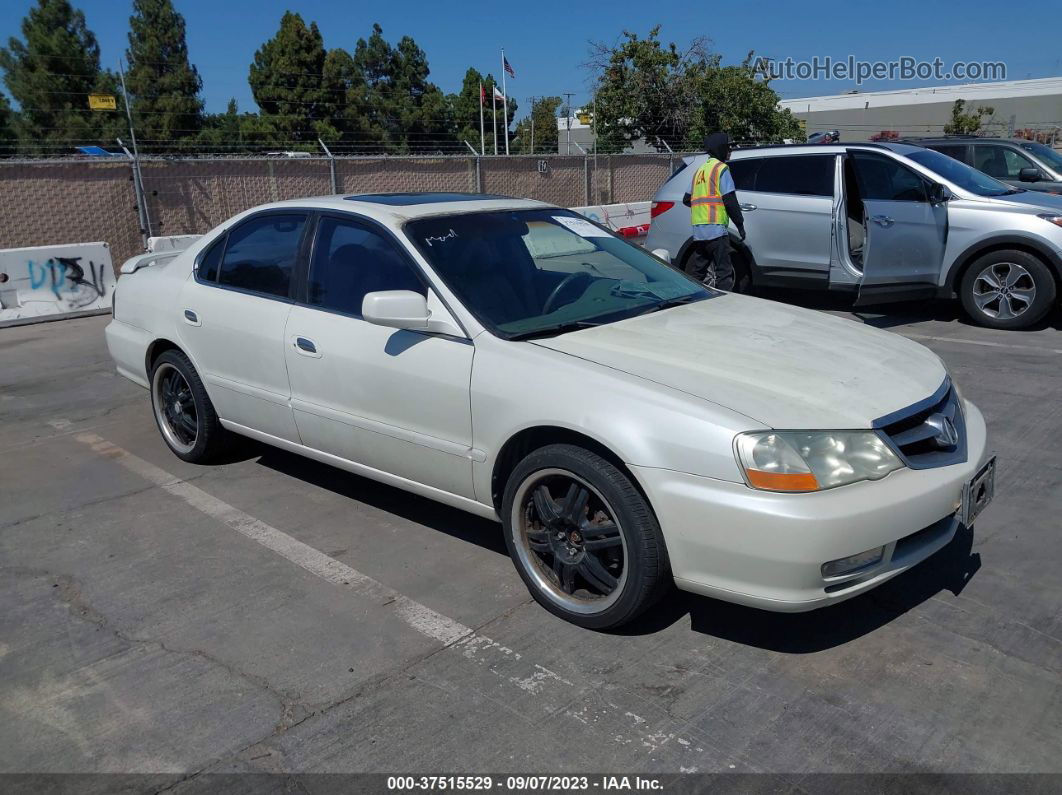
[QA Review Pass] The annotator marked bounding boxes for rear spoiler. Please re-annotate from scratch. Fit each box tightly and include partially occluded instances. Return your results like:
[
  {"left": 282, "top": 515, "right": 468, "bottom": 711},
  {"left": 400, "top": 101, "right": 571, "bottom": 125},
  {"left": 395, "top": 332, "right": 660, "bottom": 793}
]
[{"left": 119, "top": 250, "right": 181, "bottom": 274}]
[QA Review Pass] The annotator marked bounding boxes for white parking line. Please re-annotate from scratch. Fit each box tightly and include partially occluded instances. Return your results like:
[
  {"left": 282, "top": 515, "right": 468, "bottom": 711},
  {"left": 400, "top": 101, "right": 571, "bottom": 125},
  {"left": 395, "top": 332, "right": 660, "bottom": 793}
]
[
  {"left": 74, "top": 432, "right": 473, "bottom": 646},
  {"left": 901, "top": 333, "right": 1062, "bottom": 355}
]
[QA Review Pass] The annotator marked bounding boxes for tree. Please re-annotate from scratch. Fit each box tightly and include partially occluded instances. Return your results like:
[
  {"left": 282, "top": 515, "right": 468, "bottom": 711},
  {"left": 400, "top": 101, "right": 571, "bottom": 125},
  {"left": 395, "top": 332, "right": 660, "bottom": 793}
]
[
  {"left": 350, "top": 24, "right": 455, "bottom": 154},
  {"left": 943, "top": 99, "right": 995, "bottom": 135},
  {"left": 588, "top": 28, "right": 800, "bottom": 152},
  {"left": 688, "top": 52, "right": 802, "bottom": 145},
  {"left": 124, "top": 0, "right": 204, "bottom": 150},
  {"left": 448, "top": 66, "right": 516, "bottom": 155},
  {"left": 0, "top": 0, "right": 123, "bottom": 154},
  {"left": 0, "top": 93, "right": 16, "bottom": 152},
  {"left": 512, "top": 96, "right": 561, "bottom": 154},
  {"left": 249, "top": 12, "right": 331, "bottom": 147}
]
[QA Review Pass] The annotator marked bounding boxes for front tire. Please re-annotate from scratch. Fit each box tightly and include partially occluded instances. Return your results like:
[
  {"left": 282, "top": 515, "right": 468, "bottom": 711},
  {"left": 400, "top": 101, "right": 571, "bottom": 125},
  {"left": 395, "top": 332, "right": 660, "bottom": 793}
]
[
  {"left": 501, "top": 444, "right": 669, "bottom": 629},
  {"left": 959, "top": 250, "right": 1056, "bottom": 329},
  {"left": 149, "top": 349, "right": 227, "bottom": 463}
]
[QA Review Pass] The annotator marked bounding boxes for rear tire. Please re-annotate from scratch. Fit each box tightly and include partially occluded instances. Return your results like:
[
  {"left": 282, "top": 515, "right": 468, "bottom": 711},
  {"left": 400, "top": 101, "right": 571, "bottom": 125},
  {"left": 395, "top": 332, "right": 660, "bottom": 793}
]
[
  {"left": 149, "top": 349, "right": 228, "bottom": 463},
  {"left": 959, "top": 249, "right": 1056, "bottom": 329},
  {"left": 501, "top": 444, "right": 670, "bottom": 630}
]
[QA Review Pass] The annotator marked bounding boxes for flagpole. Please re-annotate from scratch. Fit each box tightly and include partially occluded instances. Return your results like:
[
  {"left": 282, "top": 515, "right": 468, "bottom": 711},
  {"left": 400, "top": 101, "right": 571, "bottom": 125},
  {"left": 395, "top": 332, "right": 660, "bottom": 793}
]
[
  {"left": 492, "top": 81, "right": 498, "bottom": 156},
  {"left": 479, "top": 82, "right": 486, "bottom": 156},
  {"left": 501, "top": 49, "right": 510, "bottom": 156}
]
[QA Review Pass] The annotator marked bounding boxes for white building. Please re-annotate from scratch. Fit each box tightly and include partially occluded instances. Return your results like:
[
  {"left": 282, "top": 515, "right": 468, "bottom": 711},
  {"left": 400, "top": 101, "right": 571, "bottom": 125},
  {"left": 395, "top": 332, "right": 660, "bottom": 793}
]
[{"left": 780, "top": 77, "right": 1062, "bottom": 143}]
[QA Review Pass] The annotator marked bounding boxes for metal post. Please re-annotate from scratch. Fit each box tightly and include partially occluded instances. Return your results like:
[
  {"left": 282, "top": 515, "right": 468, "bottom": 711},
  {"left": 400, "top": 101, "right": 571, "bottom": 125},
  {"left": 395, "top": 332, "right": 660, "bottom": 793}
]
[
  {"left": 564, "top": 92, "right": 574, "bottom": 155},
  {"left": 319, "top": 138, "right": 337, "bottom": 194},
  {"left": 528, "top": 96, "right": 535, "bottom": 154},
  {"left": 583, "top": 153, "right": 590, "bottom": 206},
  {"left": 117, "top": 138, "right": 149, "bottom": 250},
  {"left": 474, "top": 156, "right": 482, "bottom": 193},
  {"left": 118, "top": 59, "right": 151, "bottom": 244}
]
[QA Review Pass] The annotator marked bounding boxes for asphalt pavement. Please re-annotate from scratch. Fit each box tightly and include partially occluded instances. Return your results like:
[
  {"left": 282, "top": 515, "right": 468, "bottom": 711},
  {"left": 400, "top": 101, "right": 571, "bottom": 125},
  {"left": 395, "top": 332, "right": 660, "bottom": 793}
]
[{"left": 2, "top": 297, "right": 1061, "bottom": 786}]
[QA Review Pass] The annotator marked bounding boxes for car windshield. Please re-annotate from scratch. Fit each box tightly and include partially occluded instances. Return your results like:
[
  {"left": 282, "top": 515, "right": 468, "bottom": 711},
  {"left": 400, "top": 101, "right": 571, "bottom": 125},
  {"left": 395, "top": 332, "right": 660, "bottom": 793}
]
[
  {"left": 906, "top": 148, "right": 1018, "bottom": 196},
  {"left": 1018, "top": 141, "right": 1062, "bottom": 174},
  {"left": 406, "top": 209, "right": 712, "bottom": 339}
]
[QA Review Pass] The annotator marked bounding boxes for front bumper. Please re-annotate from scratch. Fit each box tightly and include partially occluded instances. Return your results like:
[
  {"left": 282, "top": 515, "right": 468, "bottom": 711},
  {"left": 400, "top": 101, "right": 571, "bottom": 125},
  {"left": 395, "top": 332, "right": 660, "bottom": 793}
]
[{"left": 632, "top": 400, "right": 990, "bottom": 612}]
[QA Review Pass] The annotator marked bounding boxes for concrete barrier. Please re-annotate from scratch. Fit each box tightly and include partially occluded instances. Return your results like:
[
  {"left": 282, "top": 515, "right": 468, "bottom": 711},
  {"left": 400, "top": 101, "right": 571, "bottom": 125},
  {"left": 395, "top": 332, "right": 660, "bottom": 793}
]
[
  {"left": 573, "top": 201, "right": 652, "bottom": 241},
  {"left": 0, "top": 243, "right": 115, "bottom": 326}
]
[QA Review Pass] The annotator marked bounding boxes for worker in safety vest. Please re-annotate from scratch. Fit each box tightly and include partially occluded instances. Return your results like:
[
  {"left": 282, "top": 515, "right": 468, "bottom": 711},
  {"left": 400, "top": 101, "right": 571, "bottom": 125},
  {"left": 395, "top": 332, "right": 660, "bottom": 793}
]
[{"left": 682, "top": 133, "right": 745, "bottom": 290}]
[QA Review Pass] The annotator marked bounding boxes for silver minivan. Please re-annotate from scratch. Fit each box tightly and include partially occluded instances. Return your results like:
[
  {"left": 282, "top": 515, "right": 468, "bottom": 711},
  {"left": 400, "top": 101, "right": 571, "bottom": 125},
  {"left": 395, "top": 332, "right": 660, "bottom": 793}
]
[{"left": 645, "top": 142, "right": 1062, "bottom": 329}]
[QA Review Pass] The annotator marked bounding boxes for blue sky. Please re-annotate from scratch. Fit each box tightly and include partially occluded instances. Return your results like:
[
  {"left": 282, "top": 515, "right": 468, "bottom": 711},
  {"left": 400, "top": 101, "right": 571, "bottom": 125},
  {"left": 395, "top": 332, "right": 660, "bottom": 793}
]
[{"left": 2, "top": 0, "right": 1060, "bottom": 115}]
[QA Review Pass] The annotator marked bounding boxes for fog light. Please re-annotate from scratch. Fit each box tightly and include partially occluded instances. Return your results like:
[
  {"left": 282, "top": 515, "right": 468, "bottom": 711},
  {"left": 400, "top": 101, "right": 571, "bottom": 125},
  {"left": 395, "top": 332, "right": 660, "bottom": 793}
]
[{"left": 821, "top": 546, "right": 885, "bottom": 578}]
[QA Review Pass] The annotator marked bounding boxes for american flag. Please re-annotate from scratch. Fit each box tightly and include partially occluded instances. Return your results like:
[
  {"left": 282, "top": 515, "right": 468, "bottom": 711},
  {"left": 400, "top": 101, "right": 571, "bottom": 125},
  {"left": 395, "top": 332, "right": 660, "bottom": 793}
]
[{"left": 503, "top": 56, "right": 516, "bottom": 79}]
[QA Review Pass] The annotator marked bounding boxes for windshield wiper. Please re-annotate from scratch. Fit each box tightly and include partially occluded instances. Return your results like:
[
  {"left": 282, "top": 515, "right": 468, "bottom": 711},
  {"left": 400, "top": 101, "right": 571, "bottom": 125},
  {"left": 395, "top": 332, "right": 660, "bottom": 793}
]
[
  {"left": 507, "top": 320, "right": 602, "bottom": 341},
  {"left": 630, "top": 293, "right": 705, "bottom": 317}
]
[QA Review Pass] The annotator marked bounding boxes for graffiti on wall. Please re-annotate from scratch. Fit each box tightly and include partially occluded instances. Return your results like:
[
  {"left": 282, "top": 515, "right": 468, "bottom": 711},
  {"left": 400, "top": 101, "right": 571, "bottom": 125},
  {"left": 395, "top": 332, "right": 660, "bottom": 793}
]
[{"left": 1, "top": 243, "right": 115, "bottom": 323}]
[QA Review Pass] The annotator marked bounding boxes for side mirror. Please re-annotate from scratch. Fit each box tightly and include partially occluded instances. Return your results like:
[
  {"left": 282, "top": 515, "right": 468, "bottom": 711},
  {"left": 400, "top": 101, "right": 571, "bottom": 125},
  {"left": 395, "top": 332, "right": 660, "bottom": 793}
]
[
  {"left": 651, "top": 248, "right": 671, "bottom": 263},
  {"left": 362, "top": 290, "right": 463, "bottom": 336},
  {"left": 1018, "top": 167, "right": 1041, "bottom": 183},
  {"left": 927, "top": 183, "right": 950, "bottom": 204}
]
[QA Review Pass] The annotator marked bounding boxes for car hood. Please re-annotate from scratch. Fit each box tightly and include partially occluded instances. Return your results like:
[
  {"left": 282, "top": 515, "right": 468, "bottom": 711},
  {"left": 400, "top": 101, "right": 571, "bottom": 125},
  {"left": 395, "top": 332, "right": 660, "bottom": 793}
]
[
  {"left": 533, "top": 294, "right": 946, "bottom": 429},
  {"left": 993, "top": 190, "right": 1062, "bottom": 211}
]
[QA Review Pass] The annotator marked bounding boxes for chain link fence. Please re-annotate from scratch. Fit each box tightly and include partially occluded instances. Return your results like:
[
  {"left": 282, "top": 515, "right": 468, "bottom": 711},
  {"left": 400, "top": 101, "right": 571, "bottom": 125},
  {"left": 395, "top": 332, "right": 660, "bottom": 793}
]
[{"left": 0, "top": 152, "right": 685, "bottom": 270}]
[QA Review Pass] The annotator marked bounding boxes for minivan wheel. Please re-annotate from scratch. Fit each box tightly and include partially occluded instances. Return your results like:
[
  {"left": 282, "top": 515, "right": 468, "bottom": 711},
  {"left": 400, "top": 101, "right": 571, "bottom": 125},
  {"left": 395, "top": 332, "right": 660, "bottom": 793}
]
[
  {"left": 959, "top": 250, "right": 1056, "bottom": 329},
  {"left": 149, "top": 350, "right": 227, "bottom": 463},
  {"left": 501, "top": 444, "right": 669, "bottom": 629}
]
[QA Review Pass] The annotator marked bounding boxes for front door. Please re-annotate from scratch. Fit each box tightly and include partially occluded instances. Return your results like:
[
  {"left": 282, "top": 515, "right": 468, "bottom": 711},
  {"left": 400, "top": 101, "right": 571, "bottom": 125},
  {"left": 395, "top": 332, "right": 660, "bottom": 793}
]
[
  {"left": 178, "top": 211, "right": 308, "bottom": 442},
  {"left": 283, "top": 214, "right": 476, "bottom": 499},
  {"left": 728, "top": 153, "right": 837, "bottom": 285},
  {"left": 849, "top": 151, "right": 948, "bottom": 305}
]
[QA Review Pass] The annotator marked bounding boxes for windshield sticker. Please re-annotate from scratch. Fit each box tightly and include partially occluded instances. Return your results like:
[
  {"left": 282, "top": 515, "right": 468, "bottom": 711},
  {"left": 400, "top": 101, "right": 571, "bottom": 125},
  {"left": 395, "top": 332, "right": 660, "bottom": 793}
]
[
  {"left": 551, "top": 215, "right": 609, "bottom": 238},
  {"left": 424, "top": 228, "right": 458, "bottom": 247}
]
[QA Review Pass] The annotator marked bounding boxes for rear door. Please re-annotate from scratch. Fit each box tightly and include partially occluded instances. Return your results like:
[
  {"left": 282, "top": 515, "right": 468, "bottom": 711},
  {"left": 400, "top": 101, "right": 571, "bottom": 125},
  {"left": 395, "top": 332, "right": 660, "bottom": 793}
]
[
  {"left": 849, "top": 150, "right": 947, "bottom": 305},
  {"left": 729, "top": 153, "right": 836, "bottom": 285},
  {"left": 178, "top": 211, "right": 308, "bottom": 442}
]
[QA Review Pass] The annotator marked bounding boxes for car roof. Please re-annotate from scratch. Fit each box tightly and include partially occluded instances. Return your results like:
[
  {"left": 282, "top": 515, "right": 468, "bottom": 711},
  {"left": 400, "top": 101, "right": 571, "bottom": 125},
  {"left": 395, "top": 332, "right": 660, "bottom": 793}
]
[
  {"left": 725, "top": 141, "right": 926, "bottom": 158},
  {"left": 263, "top": 192, "right": 553, "bottom": 221}
]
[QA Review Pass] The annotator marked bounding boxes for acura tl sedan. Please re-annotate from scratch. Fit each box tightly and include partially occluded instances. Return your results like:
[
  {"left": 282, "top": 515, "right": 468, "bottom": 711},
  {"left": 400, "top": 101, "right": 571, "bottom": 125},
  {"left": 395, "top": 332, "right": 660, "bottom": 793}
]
[{"left": 106, "top": 192, "right": 995, "bottom": 629}]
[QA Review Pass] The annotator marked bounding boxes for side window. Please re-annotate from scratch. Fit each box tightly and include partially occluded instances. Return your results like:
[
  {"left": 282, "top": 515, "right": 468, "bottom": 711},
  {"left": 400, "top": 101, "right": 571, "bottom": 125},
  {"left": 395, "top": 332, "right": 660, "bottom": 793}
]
[
  {"left": 197, "top": 235, "right": 225, "bottom": 282},
  {"left": 727, "top": 159, "right": 760, "bottom": 191},
  {"left": 217, "top": 214, "right": 306, "bottom": 298},
  {"left": 308, "top": 217, "right": 426, "bottom": 317},
  {"left": 749, "top": 155, "right": 835, "bottom": 197},
  {"left": 974, "top": 145, "right": 1035, "bottom": 179},
  {"left": 851, "top": 153, "right": 928, "bottom": 202},
  {"left": 931, "top": 144, "right": 969, "bottom": 165}
]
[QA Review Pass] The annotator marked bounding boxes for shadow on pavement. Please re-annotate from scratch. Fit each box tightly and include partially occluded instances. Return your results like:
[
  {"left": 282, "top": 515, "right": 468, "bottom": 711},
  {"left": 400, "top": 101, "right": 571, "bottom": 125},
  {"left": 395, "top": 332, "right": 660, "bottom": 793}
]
[
  {"left": 224, "top": 437, "right": 982, "bottom": 653},
  {"left": 619, "top": 524, "right": 982, "bottom": 652},
  {"left": 247, "top": 441, "right": 508, "bottom": 556}
]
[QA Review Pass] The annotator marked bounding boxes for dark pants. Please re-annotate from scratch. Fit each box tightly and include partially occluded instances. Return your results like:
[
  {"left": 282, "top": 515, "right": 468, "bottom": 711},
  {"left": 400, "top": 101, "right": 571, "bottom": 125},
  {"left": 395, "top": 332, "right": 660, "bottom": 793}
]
[{"left": 687, "top": 236, "right": 734, "bottom": 290}]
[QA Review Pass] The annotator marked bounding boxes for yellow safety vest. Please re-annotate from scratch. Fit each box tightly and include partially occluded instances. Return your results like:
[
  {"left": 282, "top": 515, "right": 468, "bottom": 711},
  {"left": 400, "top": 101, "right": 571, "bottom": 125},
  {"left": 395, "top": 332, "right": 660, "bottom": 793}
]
[{"left": 690, "top": 157, "right": 729, "bottom": 226}]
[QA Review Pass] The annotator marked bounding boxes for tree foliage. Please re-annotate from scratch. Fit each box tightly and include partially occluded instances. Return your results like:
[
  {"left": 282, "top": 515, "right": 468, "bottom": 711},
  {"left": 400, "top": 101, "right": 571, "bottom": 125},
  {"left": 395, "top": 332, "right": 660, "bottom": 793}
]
[
  {"left": 125, "top": 0, "right": 204, "bottom": 148},
  {"left": 248, "top": 12, "right": 331, "bottom": 146},
  {"left": 588, "top": 27, "right": 800, "bottom": 152},
  {"left": 0, "top": 0, "right": 123, "bottom": 154},
  {"left": 512, "top": 96, "right": 560, "bottom": 154},
  {"left": 943, "top": 99, "right": 995, "bottom": 135}
]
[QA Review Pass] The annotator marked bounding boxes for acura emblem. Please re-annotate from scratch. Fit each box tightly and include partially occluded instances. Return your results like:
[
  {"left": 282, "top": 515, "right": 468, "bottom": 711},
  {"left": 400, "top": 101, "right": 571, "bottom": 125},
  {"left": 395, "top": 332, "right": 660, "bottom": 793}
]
[{"left": 925, "top": 413, "right": 959, "bottom": 448}]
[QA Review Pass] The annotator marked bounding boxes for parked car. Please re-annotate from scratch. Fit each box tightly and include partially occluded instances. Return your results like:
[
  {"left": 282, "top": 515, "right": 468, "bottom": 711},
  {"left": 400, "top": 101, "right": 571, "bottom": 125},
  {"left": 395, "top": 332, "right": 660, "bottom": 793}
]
[
  {"left": 646, "top": 142, "right": 1062, "bottom": 329},
  {"left": 107, "top": 193, "right": 994, "bottom": 629},
  {"left": 900, "top": 136, "right": 1062, "bottom": 194}
]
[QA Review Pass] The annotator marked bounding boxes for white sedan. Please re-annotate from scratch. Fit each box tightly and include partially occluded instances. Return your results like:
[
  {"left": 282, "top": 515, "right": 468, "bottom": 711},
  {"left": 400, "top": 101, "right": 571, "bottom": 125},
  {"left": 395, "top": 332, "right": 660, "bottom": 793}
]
[{"left": 106, "top": 192, "right": 995, "bottom": 628}]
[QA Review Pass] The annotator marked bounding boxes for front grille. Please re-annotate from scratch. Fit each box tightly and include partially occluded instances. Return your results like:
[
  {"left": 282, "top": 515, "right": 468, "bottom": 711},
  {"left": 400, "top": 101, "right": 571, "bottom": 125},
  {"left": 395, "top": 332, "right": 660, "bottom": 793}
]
[{"left": 874, "top": 379, "right": 967, "bottom": 470}]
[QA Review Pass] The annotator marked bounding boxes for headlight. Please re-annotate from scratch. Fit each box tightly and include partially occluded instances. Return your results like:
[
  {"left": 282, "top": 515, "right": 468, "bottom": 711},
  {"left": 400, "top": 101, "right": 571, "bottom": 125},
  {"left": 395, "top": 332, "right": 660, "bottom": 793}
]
[{"left": 735, "top": 430, "right": 903, "bottom": 492}]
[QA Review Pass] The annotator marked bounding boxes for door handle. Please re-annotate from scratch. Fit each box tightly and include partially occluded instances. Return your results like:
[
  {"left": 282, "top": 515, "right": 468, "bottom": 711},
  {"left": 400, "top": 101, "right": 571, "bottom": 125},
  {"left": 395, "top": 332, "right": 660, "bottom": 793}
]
[
  {"left": 183, "top": 309, "right": 200, "bottom": 326},
  {"left": 295, "top": 336, "right": 317, "bottom": 354},
  {"left": 870, "top": 215, "right": 894, "bottom": 227},
  {"left": 739, "top": 203, "right": 757, "bottom": 211}
]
